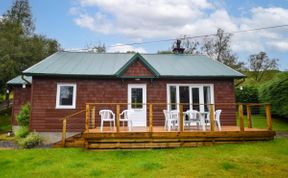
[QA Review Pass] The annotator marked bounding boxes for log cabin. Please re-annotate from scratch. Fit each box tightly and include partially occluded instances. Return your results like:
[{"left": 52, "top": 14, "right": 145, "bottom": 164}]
[{"left": 7, "top": 51, "right": 275, "bottom": 149}]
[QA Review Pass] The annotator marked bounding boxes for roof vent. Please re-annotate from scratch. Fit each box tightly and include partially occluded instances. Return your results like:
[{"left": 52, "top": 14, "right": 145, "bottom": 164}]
[{"left": 172, "top": 39, "right": 185, "bottom": 54}]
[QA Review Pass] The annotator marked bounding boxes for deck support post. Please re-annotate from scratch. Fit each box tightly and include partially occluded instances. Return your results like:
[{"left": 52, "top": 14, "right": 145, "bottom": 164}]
[
  {"left": 92, "top": 106, "right": 96, "bottom": 129},
  {"left": 239, "top": 104, "right": 244, "bottom": 132},
  {"left": 246, "top": 104, "right": 252, "bottom": 128},
  {"left": 179, "top": 104, "right": 184, "bottom": 132},
  {"left": 209, "top": 104, "right": 215, "bottom": 132},
  {"left": 265, "top": 104, "right": 272, "bottom": 131},
  {"left": 116, "top": 104, "right": 120, "bottom": 133},
  {"left": 149, "top": 104, "right": 153, "bottom": 133},
  {"left": 62, "top": 118, "right": 67, "bottom": 147},
  {"left": 85, "top": 104, "right": 90, "bottom": 132}
]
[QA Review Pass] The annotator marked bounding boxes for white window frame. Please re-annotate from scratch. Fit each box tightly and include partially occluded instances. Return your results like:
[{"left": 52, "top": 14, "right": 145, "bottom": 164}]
[
  {"left": 56, "top": 83, "right": 77, "bottom": 109},
  {"left": 166, "top": 84, "right": 214, "bottom": 112}
]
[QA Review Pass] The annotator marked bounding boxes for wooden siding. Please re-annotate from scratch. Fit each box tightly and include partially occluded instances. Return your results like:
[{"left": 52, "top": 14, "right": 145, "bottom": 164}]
[
  {"left": 30, "top": 76, "right": 236, "bottom": 132},
  {"left": 122, "top": 59, "right": 154, "bottom": 77},
  {"left": 12, "top": 86, "right": 31, "bottom": 125}
]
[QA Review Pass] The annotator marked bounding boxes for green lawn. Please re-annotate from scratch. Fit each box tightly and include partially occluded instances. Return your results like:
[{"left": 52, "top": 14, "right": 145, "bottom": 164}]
[
  {"left": 0, "top": 138, "right": 288, "bottom": 178},
  {"left": 237, "top": 114, "right": 288, "bottom": 131}
]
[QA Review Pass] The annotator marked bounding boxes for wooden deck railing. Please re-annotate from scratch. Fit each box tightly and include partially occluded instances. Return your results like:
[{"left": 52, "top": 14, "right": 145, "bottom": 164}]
[
  {"left": 60, "top": 102, "right": 273, "bottom": 146},
  {"left": 60, "top": 109, "right": 86, "bottom": 146}
]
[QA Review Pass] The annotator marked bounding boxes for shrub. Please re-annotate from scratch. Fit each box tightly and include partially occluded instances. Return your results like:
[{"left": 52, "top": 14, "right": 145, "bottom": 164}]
[
  {"left": 19, "top": 132, "right": 43, "bottom": 149},
  {"left": 15, "top": 126, "right": 29, "bottom": 138},
  {"left": 236, "top": 85, "right": 259, "bottom": 114},
  {"left": 259, "top": 72, "right": 288, "bottom": 119},
  {"left": 16, "top": 103, "right": 30, "bottom": 127}
]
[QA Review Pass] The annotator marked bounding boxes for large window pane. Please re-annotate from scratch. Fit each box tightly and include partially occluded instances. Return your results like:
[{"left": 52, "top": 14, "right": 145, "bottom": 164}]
[
  {"left": 60, "top": 86, "right": 74, "bottom": 106},
  {"left": 204, "top": 86, "right": 211, "bottom": 112},
  {"left": 180, "top": 86, "right": 189, "bottom": 111},
  {"left": 169, "top": 86, "right": 177, "bottom": 110},
  {"left": 131, "top": 88, "right": 143, "bottom": 109},
  {"left": 192, "top": 88, "right": 200, "bottom": 111}
]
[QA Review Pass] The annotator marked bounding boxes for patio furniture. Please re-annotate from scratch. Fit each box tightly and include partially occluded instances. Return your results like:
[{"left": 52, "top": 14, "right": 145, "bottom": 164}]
[
  {"left": 99, "top": 110, "right": 115, "bottom": 132},
  {"left": 119, "top": 110, "right": 133, "bottom": 131},
  {"left": 204, "top": 109, "right": 222, "bottom": 131},
  {"left": 215, "top": 110, "right": 222, "bottom": 131},
  {"left": 163, "top": 110, "right": 179, "bottom": 131},
  {"left": 184, "top": 110, "right": 204, "bottom": 130}
]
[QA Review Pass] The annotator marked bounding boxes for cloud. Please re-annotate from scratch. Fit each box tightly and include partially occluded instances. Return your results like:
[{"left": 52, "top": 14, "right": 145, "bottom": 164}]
[
  {"left": 107, "top": 44, "right": 147, "bottom": 53},
  {"left": 70, "top": 1, "right": 288, "bottom": 53}
]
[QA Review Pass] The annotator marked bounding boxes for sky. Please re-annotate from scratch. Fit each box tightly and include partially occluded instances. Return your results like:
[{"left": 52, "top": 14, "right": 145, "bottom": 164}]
[{"left": 0, "top": 0, "right": 288, "bottom": 70}]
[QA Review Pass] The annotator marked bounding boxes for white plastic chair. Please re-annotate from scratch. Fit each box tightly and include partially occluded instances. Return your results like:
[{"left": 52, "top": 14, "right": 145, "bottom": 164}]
[
  {"left": 163, "top": 110, "right": 170, "bottom": 129},
  {"left": 119, "top": 110, "right": 133, "bottom": 131},
  {"left": 99, "top": 110, "right": 115, "bottom": 132},
  {"left": 166, "top": 110, "right": 179, "bottom": 131},
  {"left": 215, "top": 110, "right": 222, "bottom": 131},
  {"left": 185, "top": 110, "right": 202, "bottom": 130},
  {"left": 205, "top": 109, "right": 222, "bottom": 131}
]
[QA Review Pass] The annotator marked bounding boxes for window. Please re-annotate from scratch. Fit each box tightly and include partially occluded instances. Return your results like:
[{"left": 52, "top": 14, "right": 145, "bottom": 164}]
[
  {"left": 167, "top": 84, "right": 214, "bottom": 112},
  {"left": 169, "top": 86, "right": 177, "bottom": 110},
  {"left": 131, "top": 88, "right": 143, "bottom": 109},
  {"left": 56, "top": 84, "right": 76, "bottom": 109}
]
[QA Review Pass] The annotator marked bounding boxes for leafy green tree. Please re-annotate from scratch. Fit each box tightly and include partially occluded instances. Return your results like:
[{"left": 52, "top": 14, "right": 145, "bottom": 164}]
[
  {"left": 0, "top": 0, "right": 61, "bottom": 96},
  {"left": 248, "top": 52, "right": 278, "bottom": 82},
  {"left": 4, "top": 0, "right": 34, "bottom": 35},
  {"left": 259, "top": 72, "right": 288, "bottom": 119}
]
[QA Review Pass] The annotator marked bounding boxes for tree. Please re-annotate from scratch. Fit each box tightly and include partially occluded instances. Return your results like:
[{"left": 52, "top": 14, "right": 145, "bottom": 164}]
[
  {"left": 0, "top": 0, "right": 60, "bottom": 97},
  {"left": 248, "top": 52, "right": 278, "bottom": 82},
  {"left": 172, "top": 29, "right": 245, "bottom": 71},
  {"left": 87, "top": 43, "right": 106, "bottom": 53},
  {"left": 3, "top": 0, "right": 34, "bottom": 35},
  {"left": 201, "top": 28, "right": 245, "bottom": 71}
]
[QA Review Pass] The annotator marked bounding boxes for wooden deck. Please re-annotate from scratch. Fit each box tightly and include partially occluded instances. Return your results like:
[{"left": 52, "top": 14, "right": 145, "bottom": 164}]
[
  {"left": 55, "top": 126, "right": 275, "bottom": 149},
  {"left": 56, "top": 103, "right": 275, "bottom": 149}
]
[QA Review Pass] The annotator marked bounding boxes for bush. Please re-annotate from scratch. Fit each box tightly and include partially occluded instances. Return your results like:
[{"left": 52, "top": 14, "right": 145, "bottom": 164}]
[
  {"left": 16, "top": 103, "right": 30, "bottom": 127},
  {"left": 236, "top": 85, "right": 259, "bottom": 114},
  {"left": 259, "top": 72, "right": 288, "bottom": 119},
  {"left": 15, "top": 126, "right": 29, "bottom": 138},
  {"left": 19, "top": 132, "right": 43, "bottom": 149}
]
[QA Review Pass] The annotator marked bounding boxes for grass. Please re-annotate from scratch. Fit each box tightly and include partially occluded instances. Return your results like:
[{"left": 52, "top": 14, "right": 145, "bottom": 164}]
[
  {"left": 237, "top": 114, "right": 288, "bottom": 131},
  {"left": 0, "top": 138, "right": 287, "bottom": 177}
]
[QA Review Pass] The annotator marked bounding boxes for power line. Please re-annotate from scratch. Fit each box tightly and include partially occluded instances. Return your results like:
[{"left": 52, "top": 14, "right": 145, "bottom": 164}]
[{"left": 65, "top": 24, "right": 288, "bottom": 51}]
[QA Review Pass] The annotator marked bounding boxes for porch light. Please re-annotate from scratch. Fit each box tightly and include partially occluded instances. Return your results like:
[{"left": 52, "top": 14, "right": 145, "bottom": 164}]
[
  {"left": 240, "top": 86, "right": 243, "bottom": 90},
  {"left": 22, "top": 84, "right": 26, "bottom": 88},
  {"left": 6, "top": 89, "right": 9, "bottom": 94},
  {"left": 135, "top": 78, "right": 140, "bottom": 81}
]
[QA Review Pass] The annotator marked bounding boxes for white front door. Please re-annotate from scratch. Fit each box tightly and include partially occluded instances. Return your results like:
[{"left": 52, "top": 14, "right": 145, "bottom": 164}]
[{"left": 128, "top": 84, "right": 147, "bottom": 127}]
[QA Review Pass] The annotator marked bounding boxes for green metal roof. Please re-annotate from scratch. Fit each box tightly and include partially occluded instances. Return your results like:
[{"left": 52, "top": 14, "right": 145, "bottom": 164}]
[
  {"left": 7, "top": 75, "right": 32, "bottom": 85},
  {"left": 22, "top": 51, "right": 245, "bottom": 78}
]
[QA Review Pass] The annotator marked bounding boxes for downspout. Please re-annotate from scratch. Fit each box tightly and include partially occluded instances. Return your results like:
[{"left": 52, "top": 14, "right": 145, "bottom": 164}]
[
  {"left": 21, "top": 75, "right": 31, "bottom": 85},
  {"left": 235, "top": 78, "right": 245, "bottom": 87}
]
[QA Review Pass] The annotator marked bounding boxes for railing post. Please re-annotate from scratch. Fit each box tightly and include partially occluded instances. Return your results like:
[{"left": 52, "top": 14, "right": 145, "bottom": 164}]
[
  {"left": 91, "top": 106, "right": 96, "bottom": 129},
  {"left": 62, "top": 118, "right": 67, "bottom": 147},
  {"left": 85, "top": 104, "right": 90, "bottom": 132},
  {"left": 209, "top": 104, "right": 215, "bottom": 132},
  {"left": 239, "top": 104, "right": 244, "bottom": 132},
  {"left": 116, "top": 104, "right": 120, "bottom": 133},
  {"left": 149, "top": 104, "right": 153, "bottom": 132},
  {"left": 265, "top": 104, "right": 272, "bottom": 131},
  {"left": 246, "top": 104, "right": 252, "bottom": 128},
  {"left": 179, "top": 104, "right": 184, "bottom": 132}
]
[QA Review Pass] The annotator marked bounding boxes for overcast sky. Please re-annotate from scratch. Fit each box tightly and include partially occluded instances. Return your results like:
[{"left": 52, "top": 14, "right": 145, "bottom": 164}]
[{"left": 0, "top": 0, "right": 287, "bottom": 70}]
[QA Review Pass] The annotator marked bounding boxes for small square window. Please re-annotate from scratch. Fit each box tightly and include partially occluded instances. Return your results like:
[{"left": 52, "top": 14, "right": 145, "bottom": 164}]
[{"left": 56, "top": 84, "right": 76, "bottom": 109}]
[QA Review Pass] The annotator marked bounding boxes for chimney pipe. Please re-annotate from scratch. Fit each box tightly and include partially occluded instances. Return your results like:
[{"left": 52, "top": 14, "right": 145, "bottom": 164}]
[{"left": 173, "top": 39, "right": 185, "bottom": 54}]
